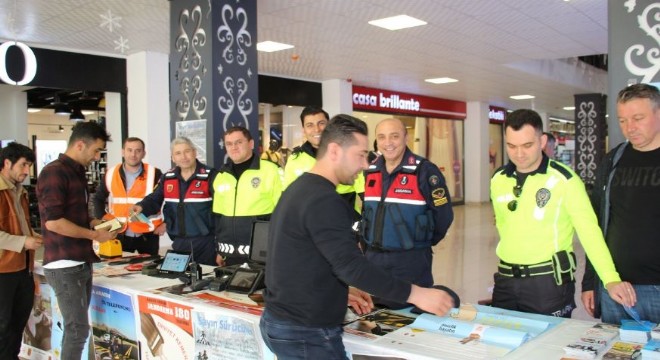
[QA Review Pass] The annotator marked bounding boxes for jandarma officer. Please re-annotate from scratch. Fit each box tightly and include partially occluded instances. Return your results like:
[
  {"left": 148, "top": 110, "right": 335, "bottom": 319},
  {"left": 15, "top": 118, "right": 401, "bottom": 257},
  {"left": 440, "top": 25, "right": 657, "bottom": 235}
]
[
  {"left": 489, "top": 109, "right": 635, "bottom": 317},
  {"left": 361, "top": 118, "right": 453, "bottom": 309}
]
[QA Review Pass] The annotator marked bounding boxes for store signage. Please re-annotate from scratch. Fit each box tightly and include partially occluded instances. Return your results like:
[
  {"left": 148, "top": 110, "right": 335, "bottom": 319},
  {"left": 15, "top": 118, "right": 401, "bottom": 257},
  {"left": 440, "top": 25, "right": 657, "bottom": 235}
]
[
  {"left": 352, "top": 85, "right": 466, "bottom": 120},
  {"left": 0, "top": 41, "right": 37, "bottom": 85},
  {"left": 489, "top": 106, "right": 507, "bottom": 123}
]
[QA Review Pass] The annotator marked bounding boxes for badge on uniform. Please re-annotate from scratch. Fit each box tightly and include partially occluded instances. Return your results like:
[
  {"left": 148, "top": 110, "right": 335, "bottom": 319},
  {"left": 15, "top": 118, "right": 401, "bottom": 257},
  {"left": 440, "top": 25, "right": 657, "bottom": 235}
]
[
  {"left": 251, "top": 177, "right": 261, "bottom": 188},
  {"left": 166, "top": 184, "right": 174, "bottom": 193},
  {"left": 400, "top": 176, "right": 408, "bottom": 185},
  {"left": 536, "top": 188, "right": 551, "bottom": 208},
  {"left": 195, "top": 181, "right": 201, "bottom": 188},
  {"left": 429, "top": 175, "right": 439, "bottom": 186},
  {"left": 432, "top": 188, "right": 448, "bottom": 206}
]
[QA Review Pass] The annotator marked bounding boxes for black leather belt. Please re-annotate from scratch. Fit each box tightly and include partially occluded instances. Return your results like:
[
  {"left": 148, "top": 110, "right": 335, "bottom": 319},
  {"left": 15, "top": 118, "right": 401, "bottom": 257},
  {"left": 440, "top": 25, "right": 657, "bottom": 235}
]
[{"left": 498, "top": 260, "right": 554, "bottom": 278}]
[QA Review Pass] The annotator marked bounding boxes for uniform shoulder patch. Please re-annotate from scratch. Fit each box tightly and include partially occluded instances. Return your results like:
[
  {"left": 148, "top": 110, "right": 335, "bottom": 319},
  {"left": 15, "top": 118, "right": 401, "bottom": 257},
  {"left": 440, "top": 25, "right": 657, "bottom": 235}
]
[
  {"left": 432, "top": 188, "right": 448, "bottom": 206},
  {"left": 549, "top": 161, "right": 573, "bottom": 180},
  {"left": 429, "top": 175, "right": 440, "bottom": 186}
]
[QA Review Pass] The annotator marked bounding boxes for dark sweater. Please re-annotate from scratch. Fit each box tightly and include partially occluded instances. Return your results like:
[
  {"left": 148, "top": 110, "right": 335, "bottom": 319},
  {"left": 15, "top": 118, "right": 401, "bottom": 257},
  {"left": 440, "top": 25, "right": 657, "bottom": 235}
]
[{"left": 264, "top": 173, "right": 410, "bottom": 327}]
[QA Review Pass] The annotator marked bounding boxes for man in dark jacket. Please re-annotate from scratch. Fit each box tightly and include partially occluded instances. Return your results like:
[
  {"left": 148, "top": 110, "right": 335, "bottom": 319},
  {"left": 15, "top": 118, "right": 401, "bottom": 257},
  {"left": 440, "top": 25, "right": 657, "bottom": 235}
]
[
  {"left": 134, "top": 137, "right": 216, "bottom": 265},
  {"left": 581, "top": 83, "right": 659, "bottom": 324}
]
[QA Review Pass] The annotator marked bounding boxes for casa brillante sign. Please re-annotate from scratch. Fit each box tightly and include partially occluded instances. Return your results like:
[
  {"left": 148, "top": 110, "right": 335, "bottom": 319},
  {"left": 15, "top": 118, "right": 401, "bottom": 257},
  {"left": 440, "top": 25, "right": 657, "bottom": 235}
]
[{"left": 352, "top": 85, "right": 466, "bottom": 120}]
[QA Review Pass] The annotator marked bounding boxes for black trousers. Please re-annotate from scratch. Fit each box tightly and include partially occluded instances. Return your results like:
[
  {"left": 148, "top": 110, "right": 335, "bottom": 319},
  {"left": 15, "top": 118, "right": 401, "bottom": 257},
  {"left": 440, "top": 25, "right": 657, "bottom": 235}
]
[
  {"left": 492, "top": 272, "right": 576, "bottom": 318},
  {"left": 117, "top": 233, "right": 160, "bottom": 255},
  {"left": 0, "top": 268, "right": 35, "bottom": 359}
]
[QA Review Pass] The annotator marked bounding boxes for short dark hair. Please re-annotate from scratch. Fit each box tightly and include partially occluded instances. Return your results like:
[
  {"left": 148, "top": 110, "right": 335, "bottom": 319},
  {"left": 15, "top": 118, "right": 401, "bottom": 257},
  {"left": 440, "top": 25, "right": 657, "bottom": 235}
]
[
  {"left": 543, "top": 132, "right": 556, "bottom": 144},
  {"left": 0, "top": 142, "right": 35, "bottom": 170},
  {"left": 617, "top": 83, "right": 660, "bottom": 110},
  {"left": 299, "top": 106, "right": 329, "bottom": 126},
  {"left": 505, "top": 109, "right": 543, "bottom": 133},
  {"left": 69, "top": 121, "right": 111, "bottom": 147},
  {"left": 123, "top": 137, "right": 145, "bottom": 149},
  {"left": 224, "top": 126, "right": 252, "bottom": 141},
  {"left": 317, "top": 114, "right": 368, "bottom": 158}
]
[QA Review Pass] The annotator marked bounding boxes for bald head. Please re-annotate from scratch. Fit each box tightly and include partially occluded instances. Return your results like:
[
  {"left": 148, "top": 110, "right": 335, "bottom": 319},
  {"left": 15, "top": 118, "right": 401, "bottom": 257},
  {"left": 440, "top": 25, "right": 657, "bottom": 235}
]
[
  {"left": 375, "top": 118, "right": 406, "bottom": 135},
  {"left": 375, "top": 118, "right": 408, "bottom": 167}
]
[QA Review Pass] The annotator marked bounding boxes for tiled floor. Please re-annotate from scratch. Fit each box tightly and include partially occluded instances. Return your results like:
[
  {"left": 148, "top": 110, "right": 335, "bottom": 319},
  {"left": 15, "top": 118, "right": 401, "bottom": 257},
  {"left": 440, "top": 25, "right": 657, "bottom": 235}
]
[{"left": 432, "top": 202, "right": 593, "bottom": 321}]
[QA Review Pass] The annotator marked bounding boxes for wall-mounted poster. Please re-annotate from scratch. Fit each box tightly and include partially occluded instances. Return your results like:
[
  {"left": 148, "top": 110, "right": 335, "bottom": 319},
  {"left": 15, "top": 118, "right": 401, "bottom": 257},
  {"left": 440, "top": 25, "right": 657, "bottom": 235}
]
[{"left": 35, "top": 139, "right": 67, "bottom": 175}]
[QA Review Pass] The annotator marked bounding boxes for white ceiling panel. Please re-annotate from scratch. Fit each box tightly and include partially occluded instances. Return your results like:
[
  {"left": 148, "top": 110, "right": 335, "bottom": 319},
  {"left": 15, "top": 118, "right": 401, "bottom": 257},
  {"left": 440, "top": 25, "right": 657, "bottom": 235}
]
[{"left": 0, "top": 0, "right": 612, "bottom": 119}]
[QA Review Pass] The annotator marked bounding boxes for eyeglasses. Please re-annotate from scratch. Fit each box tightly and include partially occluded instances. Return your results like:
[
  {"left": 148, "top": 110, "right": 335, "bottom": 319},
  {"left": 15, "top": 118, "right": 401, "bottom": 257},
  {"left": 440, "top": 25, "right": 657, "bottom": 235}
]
[{"left": 508, "top": 184, "right": 522, "bottom": 211}]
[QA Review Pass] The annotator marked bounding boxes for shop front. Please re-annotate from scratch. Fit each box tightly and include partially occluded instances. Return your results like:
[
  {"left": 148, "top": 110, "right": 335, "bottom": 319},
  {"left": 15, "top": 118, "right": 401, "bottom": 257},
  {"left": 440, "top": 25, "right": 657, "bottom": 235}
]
[
  {"left": 488, "top": 105, "right": 506, "bottom": 175},
  {"left": 352, "top": 86, "right": 466, "bottom": 204}
]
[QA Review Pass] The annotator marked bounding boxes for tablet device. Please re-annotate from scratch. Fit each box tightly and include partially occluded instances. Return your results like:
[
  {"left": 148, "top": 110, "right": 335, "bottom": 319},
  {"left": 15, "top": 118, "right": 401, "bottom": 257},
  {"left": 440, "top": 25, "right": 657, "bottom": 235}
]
[{"left": 226, "top": 268, "right": 264, "bottom": 294}]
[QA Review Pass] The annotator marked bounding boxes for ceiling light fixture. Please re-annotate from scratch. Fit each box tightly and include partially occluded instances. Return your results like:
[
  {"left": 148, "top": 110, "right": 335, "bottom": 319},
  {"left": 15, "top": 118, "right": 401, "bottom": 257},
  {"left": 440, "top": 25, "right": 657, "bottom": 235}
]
[
  {"left": 509, "top": 95, "right": 536, "bottom": 100},
  {"left": 257, "top": 41, "right": 294, "bottom": 52},
  {"left": 425, "top": 77, "right": 458, "bottom": 84},
  {"left": 368, "top": 15, "right": 427, "bottom": 31},
  {"left": 27, "top": 108, "right": 41, "bottom": 113},
  {"left": 70, "top": 109, "right": 85, "bottom": 122},
  {"left": 562, "top": 106, "right": 575, "bottom": 111}
]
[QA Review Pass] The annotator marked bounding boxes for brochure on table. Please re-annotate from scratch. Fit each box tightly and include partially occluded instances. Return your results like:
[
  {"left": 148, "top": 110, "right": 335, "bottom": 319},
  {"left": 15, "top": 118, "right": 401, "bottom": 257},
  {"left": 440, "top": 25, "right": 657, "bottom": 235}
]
[{"left": 344, "top": 303, "right": 558, "bottom": 359}]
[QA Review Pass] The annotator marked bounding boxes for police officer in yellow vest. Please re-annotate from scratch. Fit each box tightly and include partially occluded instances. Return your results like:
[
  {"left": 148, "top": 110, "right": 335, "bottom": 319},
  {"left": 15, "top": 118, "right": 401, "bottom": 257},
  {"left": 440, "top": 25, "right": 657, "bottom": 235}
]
[
  {"left": 284, "top": 106, "right": 364, "bottom": 217},
  {"left": 91, "top": 137, "right": 164, "bottom": 255},
  {"left": 213, "top": 127, "right": 282, "bottom": 266},
  {"left": 490, "top": 109, "right": 636, "bottom": 317}
]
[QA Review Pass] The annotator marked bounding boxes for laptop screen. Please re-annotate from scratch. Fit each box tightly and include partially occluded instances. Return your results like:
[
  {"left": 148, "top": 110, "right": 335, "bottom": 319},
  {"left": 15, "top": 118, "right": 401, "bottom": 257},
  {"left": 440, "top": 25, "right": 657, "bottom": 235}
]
[
  {"left": 159, "top": 251, "right": 191, "bottom": 273},
  {"left": 250, "top": 221, "right": 269, "bottom": 264}
]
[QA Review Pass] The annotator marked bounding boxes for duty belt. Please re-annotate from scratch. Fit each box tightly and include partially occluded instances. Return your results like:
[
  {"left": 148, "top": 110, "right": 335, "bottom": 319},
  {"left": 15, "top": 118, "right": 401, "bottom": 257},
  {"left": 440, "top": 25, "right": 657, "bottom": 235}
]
[{"left": 498, "top": 260, "right": 554, "bottom": 278}]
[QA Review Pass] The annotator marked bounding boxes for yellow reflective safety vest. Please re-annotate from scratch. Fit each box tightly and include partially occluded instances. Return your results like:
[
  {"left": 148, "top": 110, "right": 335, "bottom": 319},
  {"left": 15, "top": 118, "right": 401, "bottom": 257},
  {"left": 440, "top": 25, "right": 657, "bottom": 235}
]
[{"left": 284, "top": 144, "right": 364, "bottom": 214}]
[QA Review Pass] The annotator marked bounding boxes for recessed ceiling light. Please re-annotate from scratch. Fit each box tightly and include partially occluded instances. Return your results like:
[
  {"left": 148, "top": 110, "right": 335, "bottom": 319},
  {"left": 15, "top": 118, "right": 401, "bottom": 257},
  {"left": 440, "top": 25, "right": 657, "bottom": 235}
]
[
  {"left": 368, "top": 15, "right": 427, "bottom": 31},
  {"left": 257, "top": 41, "right": 294, "bottom": 52},
  {"left": 27, "top": 108, "right": 41, "bottom": 113},
  {"left": 509, "top": 95, "right": 535, "bottom": 100},
  {"left": 562, "top": 106, "right": 575, "bottom": 111},
  {"left": 82, "top": 110, "right": 95, "bottom": 115},
  {"left": 425, "top": 77, "right": 458, "bottom": 84}
]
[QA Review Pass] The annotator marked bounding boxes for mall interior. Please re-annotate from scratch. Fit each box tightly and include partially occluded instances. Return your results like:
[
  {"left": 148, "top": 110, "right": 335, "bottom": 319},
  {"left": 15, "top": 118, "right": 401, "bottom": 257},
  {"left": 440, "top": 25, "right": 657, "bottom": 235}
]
[{"left": 0, "top": 0, "right": 652, "bottom": 331}]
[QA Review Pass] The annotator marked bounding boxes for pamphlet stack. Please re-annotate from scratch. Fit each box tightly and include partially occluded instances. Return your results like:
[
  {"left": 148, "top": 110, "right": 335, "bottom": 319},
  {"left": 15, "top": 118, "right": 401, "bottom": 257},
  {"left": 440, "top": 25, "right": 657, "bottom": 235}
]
[
  {"left": 562, "top": 323, "right": 618, "bottom": 359},
  {"left": 619, "top": 320, "right": 655, "bottom": 343},
  {"left": 641, "top": 339, "right": 660, "bottom": 360},
  {"left": 602, "top": 341, "right": 642, "bottom": 360}
]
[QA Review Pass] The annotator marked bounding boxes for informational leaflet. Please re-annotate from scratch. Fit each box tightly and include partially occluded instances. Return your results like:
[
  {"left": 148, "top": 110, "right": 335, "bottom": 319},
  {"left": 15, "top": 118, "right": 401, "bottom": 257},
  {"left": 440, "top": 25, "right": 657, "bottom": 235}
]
[
  {"left": 137, "top": 294, "right": 194, "bottom": 360},
  {"left": 192, "top": 310, "right": 270, "bottom": 360},
  {"left": 447, "top": 304, "right": 552, "bottom": 337},
  {"left": 411, "top": 314, "right": 530, "bottom": 348},
  {"left": 90, "top": 285, "right": 139, "bottom": 359}
]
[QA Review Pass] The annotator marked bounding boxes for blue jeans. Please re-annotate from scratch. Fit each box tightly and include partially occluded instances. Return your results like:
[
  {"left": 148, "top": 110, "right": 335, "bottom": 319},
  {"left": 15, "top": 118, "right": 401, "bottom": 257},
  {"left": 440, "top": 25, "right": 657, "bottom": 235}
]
[
  {"left": 260, "top": 309, "right": 347, "bottom": 360},
  {"left": 600, "top": 283, "right": 660, "bottom": 324},
  {"left": 44, "top": 263, "right": 93, "bottom": 360}
]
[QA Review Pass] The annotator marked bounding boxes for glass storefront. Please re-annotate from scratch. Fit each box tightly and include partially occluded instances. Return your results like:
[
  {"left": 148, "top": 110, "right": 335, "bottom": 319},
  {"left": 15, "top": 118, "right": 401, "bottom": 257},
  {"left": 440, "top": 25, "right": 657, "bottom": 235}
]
[{"left": 354, "top": 111, "right": 464, "bottom": 204}]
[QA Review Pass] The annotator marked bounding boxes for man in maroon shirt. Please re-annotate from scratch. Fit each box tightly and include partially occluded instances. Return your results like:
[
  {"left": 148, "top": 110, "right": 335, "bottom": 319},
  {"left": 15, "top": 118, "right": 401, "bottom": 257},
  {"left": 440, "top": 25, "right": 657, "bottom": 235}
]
[{"left": 37, "top": 121, "right": 116, "bottom": 359}]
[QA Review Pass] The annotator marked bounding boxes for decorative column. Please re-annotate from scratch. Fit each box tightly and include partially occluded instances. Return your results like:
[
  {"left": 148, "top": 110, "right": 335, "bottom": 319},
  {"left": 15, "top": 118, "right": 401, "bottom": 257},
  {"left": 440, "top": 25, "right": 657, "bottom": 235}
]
[
  {"left": 574, "top": 93, "right": 607, "bottom": 187},
  {"left": 170, "top": 0, "right": 258, "bottom": 168}
]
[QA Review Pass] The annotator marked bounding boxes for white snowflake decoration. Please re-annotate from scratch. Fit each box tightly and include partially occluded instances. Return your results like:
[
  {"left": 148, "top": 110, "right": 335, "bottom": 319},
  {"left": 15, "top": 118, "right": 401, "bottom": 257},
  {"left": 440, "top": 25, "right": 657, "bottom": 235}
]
[
  {"left": 113, "top": 36, "right": 130, "bottom": 54},
  {"left": 100, "top": 9, "right": 122, "bottom": 33}
]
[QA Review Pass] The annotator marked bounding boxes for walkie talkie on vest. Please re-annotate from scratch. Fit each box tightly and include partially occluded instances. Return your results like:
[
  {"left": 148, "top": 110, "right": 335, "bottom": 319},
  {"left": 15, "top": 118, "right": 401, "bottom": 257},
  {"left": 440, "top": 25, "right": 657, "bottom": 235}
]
[{"left": 189, "top": 240, "right": 202, "bottom": 283}]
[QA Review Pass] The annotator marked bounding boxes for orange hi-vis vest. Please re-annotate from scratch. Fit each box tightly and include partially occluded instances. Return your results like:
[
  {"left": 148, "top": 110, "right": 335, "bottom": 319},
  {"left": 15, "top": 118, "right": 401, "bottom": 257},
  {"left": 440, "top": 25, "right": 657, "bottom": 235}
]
[{"left": 106, "top": 163, "right": 163, "bottom": 233}]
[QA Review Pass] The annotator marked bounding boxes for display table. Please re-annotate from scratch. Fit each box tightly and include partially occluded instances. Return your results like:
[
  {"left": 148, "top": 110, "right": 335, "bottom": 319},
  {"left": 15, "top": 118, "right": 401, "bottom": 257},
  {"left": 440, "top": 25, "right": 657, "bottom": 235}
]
[{"left": 20, "top": 261, "right": 613, "bottom": 360}]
